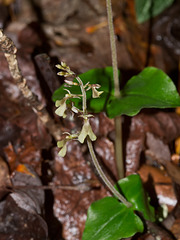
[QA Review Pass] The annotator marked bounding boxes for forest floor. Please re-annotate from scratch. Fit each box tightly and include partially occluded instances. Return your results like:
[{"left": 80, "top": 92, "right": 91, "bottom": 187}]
[{"left": 0, "top": 0, "right": 180, "bottom": 239}]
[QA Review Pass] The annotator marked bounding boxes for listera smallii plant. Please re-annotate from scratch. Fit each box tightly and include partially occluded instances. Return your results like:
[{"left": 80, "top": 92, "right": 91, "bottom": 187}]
[{"left": 55, "top": 62, "right": 131, "bottom": 208}]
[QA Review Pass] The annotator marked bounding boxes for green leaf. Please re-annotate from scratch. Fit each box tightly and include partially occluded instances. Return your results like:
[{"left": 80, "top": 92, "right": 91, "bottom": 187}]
[
  {"left": 53, "top": 66, "right": 180, "bottom": 119},
  {"left": 116, "top": 174, "right": 155, "bottom": 222},
  {"left": 135, "top": 0, "right": 174, "bottom": 23},
  {"left": 52, "top": 67, "right": 116, "bottom": 113},
  {"left": 107, "top": 67, "right": 180, "bottom": 118},
  {"left": 83, "top": 174, "right": 155, "bottom": 240},
  {"left": 82, "top": 197, "right": 144, "bottom": 240}
]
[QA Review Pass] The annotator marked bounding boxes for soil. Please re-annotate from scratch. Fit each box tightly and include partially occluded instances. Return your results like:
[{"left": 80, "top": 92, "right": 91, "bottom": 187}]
[{"left": 0, "top": 0, "right": 180, "bottom": 239}]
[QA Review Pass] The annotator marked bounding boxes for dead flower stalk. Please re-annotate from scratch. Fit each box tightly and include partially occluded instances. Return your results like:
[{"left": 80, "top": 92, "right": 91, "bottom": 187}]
[{"left": 0, "top": 29, "right": 61, "bottom": 141}]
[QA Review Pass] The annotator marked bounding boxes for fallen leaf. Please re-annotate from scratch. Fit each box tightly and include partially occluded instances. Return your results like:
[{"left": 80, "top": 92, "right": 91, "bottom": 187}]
[
  {"left": 138, "top": 164, "right": 177, "bottom": 211},
  {"left": 166, "top": 161, "right": 180, "bottom": 186},
  {"left": 171, "top": 218, "right": 180, "bottom": 240},
  {"left": 16, "top": 164, "right": 36, "bottom": 178},
  {"left": 0, "top": 157, "right": 11, "bottom": 200},
  {"left": 126, "top": 112, "right": 180, "bottom": 175}
]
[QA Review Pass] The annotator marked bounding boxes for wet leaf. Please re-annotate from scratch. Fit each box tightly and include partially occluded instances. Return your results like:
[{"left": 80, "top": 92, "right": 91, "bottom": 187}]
[
  {"left": 0, "top": 194, "right": 48, "bottom": 240},
  {"left": 107, "top": 67, "right": 180, "bottom": 118},
  {"left": 82, "top": 197, "right": 144, "bottom": 240},
  {"left": 125, "top": 111, "right": 180, "bottom": 175},
  {"left": 138, "top": 165, "right": 177, "bottom": 211},
  {"left": 171, "top": 218, "right": 180, "bottom": 239},
  {"left": 53, "top": 67, "right": 180, "bottom": 119},
  {"left": 83, "top": 174, "right": 155, "bottom": 240},
  {"left": 0, "top": 164, "right": 47, "bottom": 240},
  {"left": 52, "top": 67, "right": 117, "bottom": 113},
  {"left": 116, "top": 174, "right": 155, "bottom": 222},
  {"left": 12, "top": 165, "right": 45, "bottom": 213},
  {"left": 166, "top": 161, "right": 180, "bottom": 186}
]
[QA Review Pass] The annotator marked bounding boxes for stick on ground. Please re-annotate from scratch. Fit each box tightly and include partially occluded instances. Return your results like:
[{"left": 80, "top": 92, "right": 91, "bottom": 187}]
[{"left": 0, "top": 29, "right": 61, "bottom": 140}]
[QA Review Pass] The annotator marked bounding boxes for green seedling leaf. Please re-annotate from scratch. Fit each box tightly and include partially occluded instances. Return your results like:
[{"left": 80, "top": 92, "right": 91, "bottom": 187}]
[
  {"left": 82, "top": 197, "right": 144, "bottom": 240},
  {"left": 107, "top": 67, "right": 180, "bottom": 118},
  {"left": 135, "top": 0, "right": 174, "bottom": 23},
  {"left": 116, "top": 174, "right": 155, "bottom": 222},
  {"left": 52, "top": 67, "right": 116, "bottom": 113},
  {"left": 83, "top": 174, "right": 155, "bottom": 240}
]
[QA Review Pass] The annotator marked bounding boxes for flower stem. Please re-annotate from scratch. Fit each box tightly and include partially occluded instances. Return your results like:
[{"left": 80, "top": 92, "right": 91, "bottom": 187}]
[
  {"left": 106, "top": 0, "right": 124, "bottom": 179},
  {"left": 76, "top": 76, "right": 87, "bottom": 114},
  {"left": 106, "top": 0, "right": 120, "bottom": 97},
  {"left": 76, "top": 76, "right": 131, "bottom": 207},
  {"left": 87, "top": 137, "right": 131, "bottom": 207}
]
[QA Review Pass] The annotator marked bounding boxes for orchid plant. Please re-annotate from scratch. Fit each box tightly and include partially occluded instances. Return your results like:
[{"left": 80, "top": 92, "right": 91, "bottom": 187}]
[
  {"left": 55, "top": 62, "right": 100, "bottom": 155},
  {"left": 53, "top": 0, "right": 180, "bottom": 239},
  {"left": 54, "top": 61, "right": 131, "bottom": 208}
]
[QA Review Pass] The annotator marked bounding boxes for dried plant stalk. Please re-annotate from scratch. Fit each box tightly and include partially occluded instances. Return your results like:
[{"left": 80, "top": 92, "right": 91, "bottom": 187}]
[{"left": 0, "top": 29, "right": 61, "bottom": 140}]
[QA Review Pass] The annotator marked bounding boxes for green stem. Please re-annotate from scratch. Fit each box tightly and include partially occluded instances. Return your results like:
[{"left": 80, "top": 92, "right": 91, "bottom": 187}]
[{"left": 106, "top": 0, "right": 124, "bottom": 178}]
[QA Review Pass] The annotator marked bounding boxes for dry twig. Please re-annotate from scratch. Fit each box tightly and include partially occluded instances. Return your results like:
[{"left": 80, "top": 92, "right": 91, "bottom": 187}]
[{"left": 0, "top": 29, "right": 61, "bottom": 140}]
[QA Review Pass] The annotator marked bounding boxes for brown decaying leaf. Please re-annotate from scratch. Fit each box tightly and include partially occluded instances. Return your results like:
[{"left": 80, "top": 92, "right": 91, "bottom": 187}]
[
  {"left": 0, "top": 164, "right": 48, "bottom": 240},
  {"left": 114, "top": 0, "right": 180, "bottom": 72},
  {"left": 126, "top": 112, "right": 180, "bottom": 175},
  {"left": 0, "top": 159, "right": 48, "bottom": 240},
  {"left": 0, "top": 194, "right": 48, "bottom": 240},
  {"left": 52, "top": 140, "right": 110, "bottom": 240},
  {"left": 166, "top": 161, "right": 180, "bottom": 186},
  {"left": 138, "top": 164, "right": 177, "bottom": 211},
  {"left": 0, "top": 157, "right": 11, "bottom": 200},
  {"left": 94, "top": 137, "right": 118, "bottom": 180},
  {"left": 171, "top": 218, "right": 180, "bottom": 240}
]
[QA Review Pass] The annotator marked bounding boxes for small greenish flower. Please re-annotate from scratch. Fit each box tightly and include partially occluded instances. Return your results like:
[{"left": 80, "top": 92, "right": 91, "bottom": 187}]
[
  {"left": 57, "top": 133, "right": 78, "bottom": 157},
  {"left": 71, "top": 104, "right": 82, "bottom": 114},
  {"left": 78, "top": 117, "right": 96, "bottom": 143},
  {"left": 55, "top": 98, "right": 67, "bottom": 118},
  {"left": 57, "top": 139, "right": 67, "bottom": 157},
  {"left": 85, "top": 83, "right": 103, "bottom": 98},
  {"left": 91, "top": 84, "right": 103, "bottom": 98},
  {"left": 56, "top": 62, "right": 75, "bottom": 77},
  {"left": 55, "top": 89, "right": 81, "bottom": 118}
]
